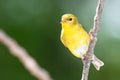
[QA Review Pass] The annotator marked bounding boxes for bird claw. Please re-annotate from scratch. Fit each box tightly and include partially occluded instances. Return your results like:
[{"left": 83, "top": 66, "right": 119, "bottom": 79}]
[
  {"left": 89, "top": 29, "right": 94, "bottom": 40},
  {"left": 82, "top": 54, "right": 87, "bottom": 60}
]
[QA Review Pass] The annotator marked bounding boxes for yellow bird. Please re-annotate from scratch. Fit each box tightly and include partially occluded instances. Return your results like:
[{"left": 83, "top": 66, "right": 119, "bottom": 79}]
[{"left": 60, "top": 14, "right": 104, "bottom": 70}]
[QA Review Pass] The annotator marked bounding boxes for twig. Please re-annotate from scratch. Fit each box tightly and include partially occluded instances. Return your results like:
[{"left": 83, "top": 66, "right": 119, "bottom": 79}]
[
  {"left": 0, "top": 30, "right": 52, "bottom": 80},
  {"left": 81, "top": 0, "right": 104, "bottom": 80}
]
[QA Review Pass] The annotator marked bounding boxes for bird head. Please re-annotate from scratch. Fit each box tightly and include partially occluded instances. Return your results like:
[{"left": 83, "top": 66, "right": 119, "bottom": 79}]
[{"left": 60, "top": 14, "right": 79, "bottom": 26}]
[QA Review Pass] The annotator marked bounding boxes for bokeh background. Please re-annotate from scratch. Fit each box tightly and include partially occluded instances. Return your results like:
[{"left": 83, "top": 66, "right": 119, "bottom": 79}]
[{"left": 0, "top": 0, "right": 120, "bottom": 80}]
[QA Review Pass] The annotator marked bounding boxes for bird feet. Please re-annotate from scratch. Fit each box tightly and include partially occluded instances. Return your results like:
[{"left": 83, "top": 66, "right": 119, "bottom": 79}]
[{"left": 89, "top": 29, "right": 94, "bottom": 40}]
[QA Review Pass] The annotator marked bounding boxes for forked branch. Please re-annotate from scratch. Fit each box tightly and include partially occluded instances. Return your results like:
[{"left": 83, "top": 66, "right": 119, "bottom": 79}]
[{"left": 81, "top": 0, "right": 104, "bottom": 80}]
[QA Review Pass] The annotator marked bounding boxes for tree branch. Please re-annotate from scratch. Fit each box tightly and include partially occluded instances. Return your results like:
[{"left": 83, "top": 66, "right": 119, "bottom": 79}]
[
  {"left": 81, "top": 0, "right": 104, "bottom": 80},
  {"left": 0, "top": 30, "right": 52, "bottom": 80}
]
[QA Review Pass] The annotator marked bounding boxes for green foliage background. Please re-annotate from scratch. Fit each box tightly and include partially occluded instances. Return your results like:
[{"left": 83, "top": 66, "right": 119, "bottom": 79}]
[{"left": 0, "top": 0, "right": 120, "bottom": 80}]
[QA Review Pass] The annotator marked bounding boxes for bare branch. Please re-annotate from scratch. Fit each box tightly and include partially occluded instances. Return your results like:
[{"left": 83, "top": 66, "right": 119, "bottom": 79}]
[
  {"left": 0, "top": 30, "right": 52, "bottom": 80},
  {"left": 81, "top": 0, "right": 104, "bottom": 80}
]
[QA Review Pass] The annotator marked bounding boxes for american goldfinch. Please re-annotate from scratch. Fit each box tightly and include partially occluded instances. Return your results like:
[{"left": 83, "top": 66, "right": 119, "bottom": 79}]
[{"left": 60, "top": 14, "right": 104, "bottom": 70}]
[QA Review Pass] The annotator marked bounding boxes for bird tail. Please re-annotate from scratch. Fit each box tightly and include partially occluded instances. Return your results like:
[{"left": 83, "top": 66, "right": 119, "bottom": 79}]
[{"left": 92, "top": 54, "right": 104, "bottom": 70}]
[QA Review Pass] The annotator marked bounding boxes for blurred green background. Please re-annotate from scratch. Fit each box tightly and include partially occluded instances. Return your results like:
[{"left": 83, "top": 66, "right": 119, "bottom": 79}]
[{"left": 0, "top": 0, "right": 120, "bottom": 80}]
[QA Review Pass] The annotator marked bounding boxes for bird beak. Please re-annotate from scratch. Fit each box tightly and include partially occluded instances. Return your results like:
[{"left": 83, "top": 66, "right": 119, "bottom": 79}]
[{"left": 60, "top": 19, "right": 66, "bottom": 24}]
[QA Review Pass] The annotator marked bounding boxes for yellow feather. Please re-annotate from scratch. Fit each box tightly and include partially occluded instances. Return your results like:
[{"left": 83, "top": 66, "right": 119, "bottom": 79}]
[{"left": 60, "top": 14, "right": 90, "bottom": 58}]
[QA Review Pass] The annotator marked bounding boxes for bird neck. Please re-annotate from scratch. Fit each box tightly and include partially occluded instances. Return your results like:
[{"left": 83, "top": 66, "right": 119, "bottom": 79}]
[{"left": 62, "top": 24, "right": 82, "bottom": 33}]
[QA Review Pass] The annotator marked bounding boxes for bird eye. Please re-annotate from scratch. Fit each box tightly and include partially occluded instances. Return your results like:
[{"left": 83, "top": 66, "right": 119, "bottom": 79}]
[{"left": 68, "top": 18, "right": 72, "bottom": 21}]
